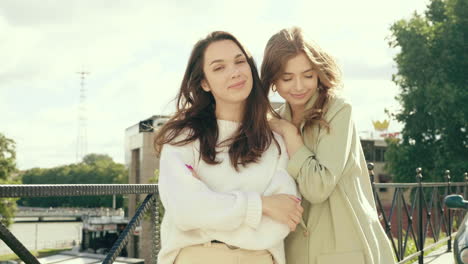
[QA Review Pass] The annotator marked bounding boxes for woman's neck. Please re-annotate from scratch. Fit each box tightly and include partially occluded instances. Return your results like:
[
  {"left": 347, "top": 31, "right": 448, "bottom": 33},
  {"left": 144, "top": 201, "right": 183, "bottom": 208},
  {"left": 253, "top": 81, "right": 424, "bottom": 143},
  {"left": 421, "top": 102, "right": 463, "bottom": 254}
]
[
  {"left": 290, "top": 104, "right": 305, "bottom": 128},
  {"left": 215, "top": 102, "right": 245, "bottom": 122}
]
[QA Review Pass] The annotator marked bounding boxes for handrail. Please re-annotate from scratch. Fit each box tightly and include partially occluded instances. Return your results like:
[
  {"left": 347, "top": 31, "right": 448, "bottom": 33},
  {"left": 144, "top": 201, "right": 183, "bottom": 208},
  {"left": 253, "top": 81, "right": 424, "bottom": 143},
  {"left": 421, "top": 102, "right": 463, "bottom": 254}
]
[
  {"left": 368, "top": 164, "right": 467, "bottom": 264},
  {"left": 0, "top": 184, "right": 160, "bottom": 264},
  {"left": 1, "top": 169, "right": 467, "bottom": 263}
]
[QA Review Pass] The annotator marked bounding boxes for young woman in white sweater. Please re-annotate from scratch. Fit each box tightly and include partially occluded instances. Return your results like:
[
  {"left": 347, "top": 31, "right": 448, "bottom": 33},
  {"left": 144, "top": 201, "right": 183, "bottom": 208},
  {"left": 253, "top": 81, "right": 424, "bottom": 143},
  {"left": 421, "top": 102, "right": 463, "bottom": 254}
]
[{"left": 153, "top": 31, "right": 303, "bottom": 264}]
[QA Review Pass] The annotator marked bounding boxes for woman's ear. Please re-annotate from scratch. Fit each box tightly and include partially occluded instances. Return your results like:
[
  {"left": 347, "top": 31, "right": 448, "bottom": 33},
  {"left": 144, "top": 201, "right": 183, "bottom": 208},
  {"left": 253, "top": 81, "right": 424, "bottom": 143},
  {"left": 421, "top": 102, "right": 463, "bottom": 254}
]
[{"left": 201, "top": 79, "right": 211, "bottom": 92}]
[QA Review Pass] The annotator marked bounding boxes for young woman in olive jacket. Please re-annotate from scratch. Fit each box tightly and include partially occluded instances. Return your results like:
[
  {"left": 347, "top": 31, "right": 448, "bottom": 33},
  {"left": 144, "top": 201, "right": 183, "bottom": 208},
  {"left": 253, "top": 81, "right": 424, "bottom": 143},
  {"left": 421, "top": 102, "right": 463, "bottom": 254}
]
[{"left": 261, "top": 27, "right": 396, "bottom": 264}]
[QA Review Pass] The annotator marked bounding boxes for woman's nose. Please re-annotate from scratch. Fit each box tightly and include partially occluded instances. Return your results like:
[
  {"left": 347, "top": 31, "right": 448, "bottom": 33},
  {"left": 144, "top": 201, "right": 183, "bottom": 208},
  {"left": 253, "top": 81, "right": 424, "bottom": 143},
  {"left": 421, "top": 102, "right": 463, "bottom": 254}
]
[
  {"left": 231, "top": 67, "right": 241, "bottom": 79},
  {"left": 292, "top": 78, "right": 304, "bottom": 91}
]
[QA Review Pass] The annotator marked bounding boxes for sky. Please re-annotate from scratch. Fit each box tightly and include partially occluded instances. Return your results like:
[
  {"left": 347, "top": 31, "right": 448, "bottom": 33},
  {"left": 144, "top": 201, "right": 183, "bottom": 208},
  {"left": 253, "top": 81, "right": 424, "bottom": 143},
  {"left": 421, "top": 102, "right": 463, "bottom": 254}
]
[{"left": 0, "top": 0, "right": 430, "bottom": 170}]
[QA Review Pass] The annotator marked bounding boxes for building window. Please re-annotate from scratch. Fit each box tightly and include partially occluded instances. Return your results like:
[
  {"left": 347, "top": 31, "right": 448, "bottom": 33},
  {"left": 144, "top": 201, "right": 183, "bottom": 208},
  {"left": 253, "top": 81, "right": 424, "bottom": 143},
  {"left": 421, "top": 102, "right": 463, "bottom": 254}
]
[
  {"left": 361, "top": 141, "right": 375, "bottom": 162},
  {"left": 375, "top": 147, "right": 386, "bottom": 162}
]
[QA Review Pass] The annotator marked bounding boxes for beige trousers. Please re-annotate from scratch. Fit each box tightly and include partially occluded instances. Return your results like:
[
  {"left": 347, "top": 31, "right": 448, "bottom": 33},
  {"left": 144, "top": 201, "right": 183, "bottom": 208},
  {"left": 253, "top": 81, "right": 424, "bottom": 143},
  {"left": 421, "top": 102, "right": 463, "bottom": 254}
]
[{"left": 174, "top": 241, "right": 275, "bottom": 264}]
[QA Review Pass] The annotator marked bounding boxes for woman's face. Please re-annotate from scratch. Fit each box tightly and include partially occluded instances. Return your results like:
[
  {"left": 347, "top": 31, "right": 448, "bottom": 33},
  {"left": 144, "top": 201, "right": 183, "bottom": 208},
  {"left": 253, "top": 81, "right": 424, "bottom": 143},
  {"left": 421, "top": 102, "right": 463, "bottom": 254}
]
[
  {"left": 275, "top": 52, "right": 318, "bottom": 109},
  {"left": 201, "top": 40, "right": 253, "bottom": 107}
]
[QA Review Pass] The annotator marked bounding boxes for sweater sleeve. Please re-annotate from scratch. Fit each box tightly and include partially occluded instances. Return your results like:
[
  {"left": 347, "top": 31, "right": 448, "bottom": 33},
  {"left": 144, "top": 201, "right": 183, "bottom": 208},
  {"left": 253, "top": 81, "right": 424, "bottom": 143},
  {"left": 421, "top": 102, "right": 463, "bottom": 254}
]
[
  {"left": 287, "top": 103, "right": 354, "bottom": 204},
  {"left": 204, "top": 135, "right": 299, "bottom": 250},
  {"left": 158, "top": 142, "right": 262, "bottom": 232}
]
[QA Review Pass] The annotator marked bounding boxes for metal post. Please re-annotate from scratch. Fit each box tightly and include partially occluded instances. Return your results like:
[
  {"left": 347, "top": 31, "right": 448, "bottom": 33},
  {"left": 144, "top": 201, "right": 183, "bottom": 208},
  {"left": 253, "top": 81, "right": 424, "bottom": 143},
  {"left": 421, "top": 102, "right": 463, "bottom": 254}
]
[
  {"left": 445, "top": 170, "right": 452, "bottom": 252},
  {"left": 416, "top": 167, "right": 424, "bottom": 264},
  {"left": 368, "top": 163, "right": 375, "bottom": 196},
  {"left": 103, "top": 194, "right": 154, "bottom": 264},
  {"left": 151, "top": 196, "right": 161, "bottom": 264},
  {"left": 397, "top": 187, "right": 403, "bottom": 260},
  {"left": 464, "top": 173, "right": 468, "bottom": 201}
]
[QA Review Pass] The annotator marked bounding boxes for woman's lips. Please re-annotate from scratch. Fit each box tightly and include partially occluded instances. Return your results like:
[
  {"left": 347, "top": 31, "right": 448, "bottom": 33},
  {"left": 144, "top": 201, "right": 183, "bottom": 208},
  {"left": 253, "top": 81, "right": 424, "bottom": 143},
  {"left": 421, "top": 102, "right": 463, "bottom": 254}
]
[
  {"left": 290, "top": 92, "right": 307, "bottom": 99},
  {"left": 228, "top": 80, "right": 246, "bottom": 89}
]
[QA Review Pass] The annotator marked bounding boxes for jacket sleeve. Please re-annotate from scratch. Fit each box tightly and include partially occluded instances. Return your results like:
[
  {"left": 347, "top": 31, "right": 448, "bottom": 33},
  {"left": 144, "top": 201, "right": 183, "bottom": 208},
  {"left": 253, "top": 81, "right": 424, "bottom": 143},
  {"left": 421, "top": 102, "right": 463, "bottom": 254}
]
[
  {"left": 286, "top": 104, "right": 354, "bottom": 204},
  {"left": 205, "top": 135, "right": 299, "bottom": 249},
  {"left": 158, "top": 142, "right": 262, "bottom": 232}
]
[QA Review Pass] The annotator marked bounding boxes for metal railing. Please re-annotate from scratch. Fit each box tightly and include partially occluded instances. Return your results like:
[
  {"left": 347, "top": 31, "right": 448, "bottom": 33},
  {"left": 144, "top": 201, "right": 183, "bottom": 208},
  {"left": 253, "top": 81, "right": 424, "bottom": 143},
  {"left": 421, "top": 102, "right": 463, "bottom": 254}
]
[
  {"left": 369, "top": 164, "right": 467, "bottom": 264},
  {"left": 0, "top": 167, "right": 467, "bottom": 264},
  {"left": 0, "top": 184, "right": 160, "bottom": 264}
]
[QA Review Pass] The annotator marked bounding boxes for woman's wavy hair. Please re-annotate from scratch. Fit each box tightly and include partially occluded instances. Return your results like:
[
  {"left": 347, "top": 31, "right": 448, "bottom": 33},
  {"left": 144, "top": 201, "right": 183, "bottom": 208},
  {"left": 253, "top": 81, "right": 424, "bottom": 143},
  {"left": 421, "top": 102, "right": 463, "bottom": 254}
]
[
  {"left": 154, "top": 31, "right": 279, "bottom": 171},
  {"left": 261, "top": 27, "right": 342, "bottom": 129}
]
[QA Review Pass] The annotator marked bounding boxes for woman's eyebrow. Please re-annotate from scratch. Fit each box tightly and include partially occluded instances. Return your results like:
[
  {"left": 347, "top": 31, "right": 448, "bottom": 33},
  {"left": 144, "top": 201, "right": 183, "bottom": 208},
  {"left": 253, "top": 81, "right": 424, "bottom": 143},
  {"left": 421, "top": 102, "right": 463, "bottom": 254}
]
[
  {"left": 283, "top": 68, "right": 313, "bottom": 74},
  {"left": 234, "top": 54, "right": 244, "bottom": 59},
  {"left": 209, "top": 54, "right": 245, "bottom": 66},
  {"left": 209, "top": 59, "right": 224, "bottom": 65}
]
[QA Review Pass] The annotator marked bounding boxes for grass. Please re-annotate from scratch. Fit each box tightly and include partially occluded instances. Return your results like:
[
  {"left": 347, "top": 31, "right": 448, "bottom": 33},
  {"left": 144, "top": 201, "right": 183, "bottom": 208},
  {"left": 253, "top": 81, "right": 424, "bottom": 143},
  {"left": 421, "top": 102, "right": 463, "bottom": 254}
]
[
  {"left": 394, "top": 234, "right": 451, "bottom": 263},
  {"left": 0, "top": 247, "right": 71, "bottom": 261}
]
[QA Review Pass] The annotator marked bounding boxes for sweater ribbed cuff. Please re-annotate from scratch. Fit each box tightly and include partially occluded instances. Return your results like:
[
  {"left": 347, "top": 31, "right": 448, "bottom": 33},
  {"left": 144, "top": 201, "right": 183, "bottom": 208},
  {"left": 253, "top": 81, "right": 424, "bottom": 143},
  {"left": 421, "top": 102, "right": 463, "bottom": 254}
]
[
  {"left": 245, "top": 192, "right": 262, "bottom": 229},
  {"left": 287, "top": 145, "right": 315, "bottom": 180}
]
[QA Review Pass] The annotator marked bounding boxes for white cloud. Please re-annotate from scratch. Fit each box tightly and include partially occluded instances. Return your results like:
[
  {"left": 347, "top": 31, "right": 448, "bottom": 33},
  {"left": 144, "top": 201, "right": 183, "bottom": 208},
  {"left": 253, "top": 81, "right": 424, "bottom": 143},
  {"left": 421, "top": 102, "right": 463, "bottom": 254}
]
[
  {"left": 342, "top": 79, "right": 403, "bottom": 133},
  {"left": 0, "top": 0, "right": 428, "bottom": 169}
]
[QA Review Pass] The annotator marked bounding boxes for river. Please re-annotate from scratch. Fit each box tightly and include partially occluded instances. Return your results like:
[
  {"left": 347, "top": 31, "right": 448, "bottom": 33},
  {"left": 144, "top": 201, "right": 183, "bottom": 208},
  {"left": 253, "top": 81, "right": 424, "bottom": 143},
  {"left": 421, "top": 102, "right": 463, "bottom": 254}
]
[{"left": 0, "top": 220, "right": 82, "bottom": 255}]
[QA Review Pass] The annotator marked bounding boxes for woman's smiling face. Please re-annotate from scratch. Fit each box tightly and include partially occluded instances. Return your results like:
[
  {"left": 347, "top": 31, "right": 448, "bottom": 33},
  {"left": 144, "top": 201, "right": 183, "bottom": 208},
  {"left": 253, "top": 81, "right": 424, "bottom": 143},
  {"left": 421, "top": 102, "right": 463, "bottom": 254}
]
[
  {"left": 275, "top": 52, "right": 318, "bottom": 108},
  {"left": 201, "top": 39, "right": 253, "bottom": 107}
]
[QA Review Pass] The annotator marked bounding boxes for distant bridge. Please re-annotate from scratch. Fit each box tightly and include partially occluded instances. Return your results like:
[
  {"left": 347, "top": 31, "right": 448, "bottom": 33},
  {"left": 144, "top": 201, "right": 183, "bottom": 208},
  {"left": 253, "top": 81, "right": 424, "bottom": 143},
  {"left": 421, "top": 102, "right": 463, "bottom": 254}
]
[{"left": 14, "top": 206, "right": 124, "bottom": 221}]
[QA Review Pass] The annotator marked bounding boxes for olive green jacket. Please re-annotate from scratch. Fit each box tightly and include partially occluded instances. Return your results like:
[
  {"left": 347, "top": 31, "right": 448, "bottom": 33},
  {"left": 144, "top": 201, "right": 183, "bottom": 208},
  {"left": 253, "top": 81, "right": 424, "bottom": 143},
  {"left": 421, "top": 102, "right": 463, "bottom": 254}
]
[{"left": 279, "top": 93, "right": 395, "bottom": 264}]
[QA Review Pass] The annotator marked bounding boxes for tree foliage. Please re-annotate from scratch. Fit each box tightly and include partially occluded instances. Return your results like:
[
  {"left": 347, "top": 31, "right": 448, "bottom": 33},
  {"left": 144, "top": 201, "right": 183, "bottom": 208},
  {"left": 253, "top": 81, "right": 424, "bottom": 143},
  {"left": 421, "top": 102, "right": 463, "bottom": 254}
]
[
  {"left": 18, "top": 153, "right": 128, "bottom": 208},
  {"left": 386, "top": 0, "right": 467, "bottom": 182},
  {"left": 0, "top": 133, "right": 19, "bottom": 227}
]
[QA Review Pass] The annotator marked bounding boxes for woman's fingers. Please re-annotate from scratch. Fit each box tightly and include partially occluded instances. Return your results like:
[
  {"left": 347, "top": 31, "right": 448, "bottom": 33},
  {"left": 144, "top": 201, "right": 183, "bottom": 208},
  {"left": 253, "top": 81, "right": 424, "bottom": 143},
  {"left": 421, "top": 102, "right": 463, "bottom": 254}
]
[
  {"left": 185, "top": 164, "right": 201, "bottom": 180},
  {"left": 288, "top": 220, "right": 297, "bottom": 231},
  {"left": 290, "top": 213, "right": 301, "bottom": 225},
  {"left": 285, "top": 195, "right": 303, "bottom": 224},
  {"left": 288, "top": 195, "right": 304, "bottom": 215},
  {"left": 190, "top": 170, "right": 201, "bottom": 180},
  {"left": 263, "top": 194, "right": 303, "bottom": 230},
  {"left": 293, "top": 210, "right": 302, "bottom": 221},
  {"left": 288, "top": 195, "right": 301, "bottom": 203},
  {"left": 296, "top": 203, "right": 304, "bottom": 213}
]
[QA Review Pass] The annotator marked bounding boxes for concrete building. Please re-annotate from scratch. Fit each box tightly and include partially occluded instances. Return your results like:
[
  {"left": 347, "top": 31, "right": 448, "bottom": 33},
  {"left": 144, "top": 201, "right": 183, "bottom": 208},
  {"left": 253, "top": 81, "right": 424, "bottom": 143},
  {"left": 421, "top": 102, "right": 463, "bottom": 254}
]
[
  {"left": 361, "top": 138, "right": 394, "bottom": 205},
  {"left": 124, "top": 115, "right": 169, "bottom": 262}
]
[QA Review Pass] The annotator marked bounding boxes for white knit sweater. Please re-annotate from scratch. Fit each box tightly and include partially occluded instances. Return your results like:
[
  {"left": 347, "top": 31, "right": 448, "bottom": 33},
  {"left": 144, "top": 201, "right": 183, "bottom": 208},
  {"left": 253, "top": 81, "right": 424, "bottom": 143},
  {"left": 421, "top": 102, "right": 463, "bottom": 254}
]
[{"left": 157, "top": 120, "right": 298, "bottom": 264}]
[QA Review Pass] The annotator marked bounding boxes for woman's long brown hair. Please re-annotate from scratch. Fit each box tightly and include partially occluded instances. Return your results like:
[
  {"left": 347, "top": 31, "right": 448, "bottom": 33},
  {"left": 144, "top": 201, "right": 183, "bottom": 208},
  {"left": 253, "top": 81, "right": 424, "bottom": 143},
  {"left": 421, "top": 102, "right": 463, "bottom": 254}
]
[
  {"left": 154, "top": 31, "right": 279, "bottom": 171},
  {"left": 261, "top": 27, "right": 342, "bottom": 129}
]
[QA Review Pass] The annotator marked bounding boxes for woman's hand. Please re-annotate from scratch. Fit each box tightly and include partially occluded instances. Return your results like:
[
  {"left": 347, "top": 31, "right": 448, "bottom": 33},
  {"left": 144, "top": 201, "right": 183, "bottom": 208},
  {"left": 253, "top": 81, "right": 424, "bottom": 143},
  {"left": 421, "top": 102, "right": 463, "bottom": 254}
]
[
  {"left": 269, "top": 118, "right": 304, "bottom": 157},
  {"left": 185, "top": 164, "right": 201, "bottom": 180},
  {"left": 262, "top": 194, "right": 303, "bottom": 231},
  {"left": 269, "top": 118, "right": 297, "bottom": 136}
]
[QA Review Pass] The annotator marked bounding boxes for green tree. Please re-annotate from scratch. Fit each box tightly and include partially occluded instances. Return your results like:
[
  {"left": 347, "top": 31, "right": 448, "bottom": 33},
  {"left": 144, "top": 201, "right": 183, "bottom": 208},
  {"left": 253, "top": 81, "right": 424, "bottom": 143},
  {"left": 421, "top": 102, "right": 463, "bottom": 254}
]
[
  {"left": 83, "top": 153, "right": 113, "bottom": 166},
  {"left": 386, "top": 0, "right": 467, "bottom": 182},
  {"left": 18, "top": 154, "right": 128, "bottom": 208},
  {"left": 0, "top": 133, "right": 19, "bottom": 227}
]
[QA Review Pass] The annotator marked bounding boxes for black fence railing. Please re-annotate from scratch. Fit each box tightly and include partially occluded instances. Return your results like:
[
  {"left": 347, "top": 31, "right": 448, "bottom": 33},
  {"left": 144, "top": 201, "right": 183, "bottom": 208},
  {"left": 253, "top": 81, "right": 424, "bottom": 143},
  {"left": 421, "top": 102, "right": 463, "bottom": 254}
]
[
  {"left": 369, "top": 164, "right": 467, "bottom": 264},
  {"left": 0, "top": 184, "right": 160, "bottom": 264},
  {"left": 0, "top": 168, "right": 466, "bottom": 264}
]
